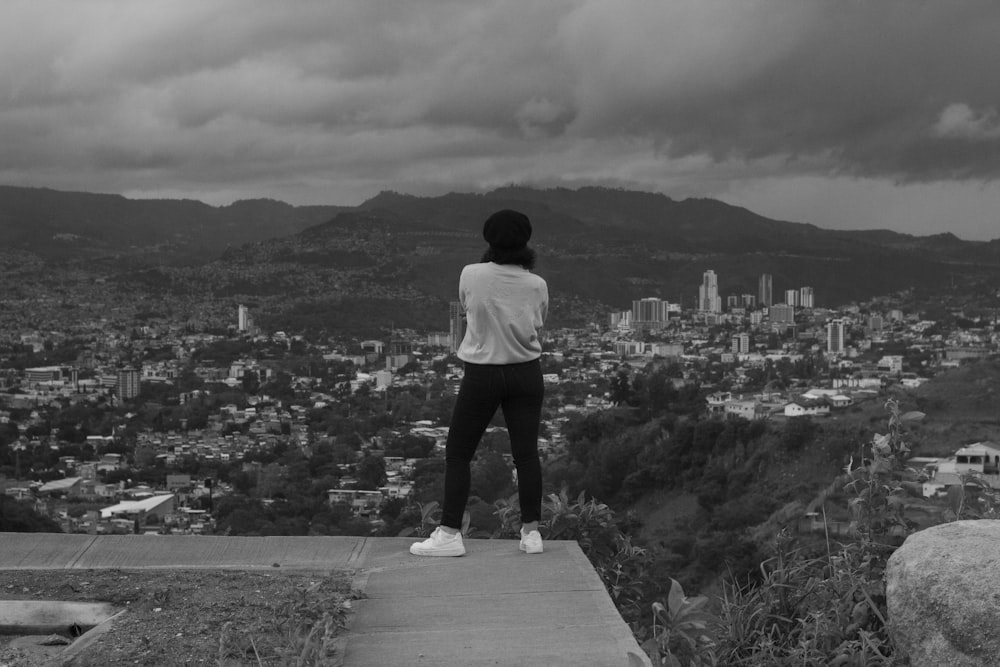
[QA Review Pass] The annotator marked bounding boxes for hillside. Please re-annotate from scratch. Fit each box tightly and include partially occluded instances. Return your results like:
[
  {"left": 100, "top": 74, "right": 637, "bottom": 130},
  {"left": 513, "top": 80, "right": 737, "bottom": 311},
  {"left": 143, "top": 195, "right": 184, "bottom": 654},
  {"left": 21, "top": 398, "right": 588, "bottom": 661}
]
[
  {"left": 575, "top": 361, "right": 1000, "bottom": 596},
  {"left": 3, "top": 184, "right": 1000, "bottom": 333},
  {"left": 0, "top": 185, "right": 345, "bottom": 262},
  {"left": 908, "top": 360, "right": 1000, "bottom": 454},
  {"left": 351, "top": 187, "right": 1000, "bottom": 310}
]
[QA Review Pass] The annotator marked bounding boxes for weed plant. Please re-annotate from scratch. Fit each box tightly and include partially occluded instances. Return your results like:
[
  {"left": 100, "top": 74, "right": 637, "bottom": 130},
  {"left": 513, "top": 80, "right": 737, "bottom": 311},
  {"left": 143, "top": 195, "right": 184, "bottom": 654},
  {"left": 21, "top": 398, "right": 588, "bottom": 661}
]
[
  {"left": 215, "top": 578, "right": 357, "bottom": 666},
  {"left": 715, "top": 398, "right": 921, "bottom": 666}
]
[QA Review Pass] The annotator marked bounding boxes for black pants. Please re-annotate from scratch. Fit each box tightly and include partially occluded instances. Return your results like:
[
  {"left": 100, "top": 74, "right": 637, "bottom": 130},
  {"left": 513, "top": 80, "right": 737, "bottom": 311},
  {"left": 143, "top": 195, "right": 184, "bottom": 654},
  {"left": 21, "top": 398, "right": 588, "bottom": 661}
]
[{"left": 441, "top": 359, "right": 544, "bottom": 530}]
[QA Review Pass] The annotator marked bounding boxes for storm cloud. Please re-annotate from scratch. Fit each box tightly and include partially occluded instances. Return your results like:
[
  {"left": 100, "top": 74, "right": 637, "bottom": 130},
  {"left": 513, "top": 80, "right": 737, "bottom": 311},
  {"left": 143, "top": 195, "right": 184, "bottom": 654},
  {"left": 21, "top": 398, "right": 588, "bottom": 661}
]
[{"left": 2, "top": 0, "right": 999, "bottom": 239}]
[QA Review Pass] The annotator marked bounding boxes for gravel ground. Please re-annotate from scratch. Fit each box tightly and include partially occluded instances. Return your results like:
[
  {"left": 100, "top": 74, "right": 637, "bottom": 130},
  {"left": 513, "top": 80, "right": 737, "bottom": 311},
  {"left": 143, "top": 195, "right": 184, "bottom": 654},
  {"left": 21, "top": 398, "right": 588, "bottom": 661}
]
[{"left": 0, "top": 568, "right": 357, "bottom": 666}]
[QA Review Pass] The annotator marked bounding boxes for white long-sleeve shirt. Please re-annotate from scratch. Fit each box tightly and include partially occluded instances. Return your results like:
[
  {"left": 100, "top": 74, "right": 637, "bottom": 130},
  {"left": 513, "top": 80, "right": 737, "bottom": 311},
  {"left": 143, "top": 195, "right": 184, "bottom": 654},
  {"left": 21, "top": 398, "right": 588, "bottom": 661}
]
[{"left": 456, "top": 262, "right": 548, "bottom": 365}]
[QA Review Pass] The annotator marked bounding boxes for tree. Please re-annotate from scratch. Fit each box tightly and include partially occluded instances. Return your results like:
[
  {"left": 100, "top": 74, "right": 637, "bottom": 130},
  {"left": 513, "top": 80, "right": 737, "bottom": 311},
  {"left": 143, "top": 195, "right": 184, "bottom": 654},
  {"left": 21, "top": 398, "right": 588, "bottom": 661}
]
[
  {"left": 133, "top": 444, "right": 158, "bottom": 469},
  {"left": 261, "top": 371, "right": 295, "bottom": 400},
  {"left": 380, "top": 497, "right": 405, "bottom": 521},
  {"left": 479, "top": 431, "right": 511, "bottom": 455},
  {"left": 609, "top": 370, "right": 634, "bottom": 406},
  {"left": 385, "top": 434, "right": 436, "bottom": 459},
  {"left": 781, "top": 416, "right": 818, "bottom": 453},
  {"left": 396, "top": 361, "right": 422, "bottom": 376},
  {"left": 0, "top": 496, "right": 62, "bottom": 533},
  {"left": 412, "top": 458, "right": 446, "bottom": 504},
  {"left": 470, "top": 450, "right": 514, "bottom": 503},
  {"left": 356, "top": 454, "right": 387, "bottom": 490},
  {"left": 241, "top": 369, "right": 260, "bottom": 395},
  {"left": 175, "top": 369, "right": 205, "bottom": 392}
]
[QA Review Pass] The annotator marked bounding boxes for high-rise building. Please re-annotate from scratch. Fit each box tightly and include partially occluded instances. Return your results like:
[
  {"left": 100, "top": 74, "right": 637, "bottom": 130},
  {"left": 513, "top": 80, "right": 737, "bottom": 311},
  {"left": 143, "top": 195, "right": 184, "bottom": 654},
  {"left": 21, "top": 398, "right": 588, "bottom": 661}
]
[
  {"left": 389, "top": 340, "right": 413, "bottom": 356},
  {"left": 699, "top": 270, "right": 721, "bottom": 313},
  {"left": 785, "top": 289, "right": 800, "bottom": 307},
  {"left": 117, "top": 367, "right": 141, "bottom": 400},
  {"left": 731, "top": 333, "right": 751, "bottom": 355},
  {"left": 633, "top": 298, "right": 662, "bottom": 323},
  {"left": 726, "top": 295, "right": 740, "bottom": 310},
  {"left": 741, "top": 294, "right": 756, "bottom": 309},
  {"left": 869, "top": 314, "right": 884, "bottom": 332},
  {"left": 238, "top": 304, "right": 250, "bottom": 332},
  {"left": 610, "top": 311, "right": 632, "bottom": 330},
  {"left": 426, "top": 332, "right": 451, "bottom": 347},
  {"left": 827, "top": 319, "right": 846, "bottom": 354},
  {"left": 449, "top": 301, "right": 464, "bottom": 353},
  {"left": 770, "top": 303, "right": 795, "bottom": 324},
  {"left": 799, "top": 286, "right": 814, "bottom": 309},
  {"left": 758, "top": 274, "right": 773, "bottom": 308},
  {"left": 631, "top": 298, "right": 677, "bottom": 330}
]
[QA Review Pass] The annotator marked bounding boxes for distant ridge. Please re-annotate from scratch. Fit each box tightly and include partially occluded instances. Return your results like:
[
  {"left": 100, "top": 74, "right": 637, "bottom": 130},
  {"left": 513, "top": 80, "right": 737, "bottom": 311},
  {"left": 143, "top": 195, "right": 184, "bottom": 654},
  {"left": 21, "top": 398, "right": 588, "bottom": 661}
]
[
  {"left": 2, "top": 184, "right": 1000, "bottom": 330},
  {"left": 0, "top": 185, "right": 346, "bottom": 261}
]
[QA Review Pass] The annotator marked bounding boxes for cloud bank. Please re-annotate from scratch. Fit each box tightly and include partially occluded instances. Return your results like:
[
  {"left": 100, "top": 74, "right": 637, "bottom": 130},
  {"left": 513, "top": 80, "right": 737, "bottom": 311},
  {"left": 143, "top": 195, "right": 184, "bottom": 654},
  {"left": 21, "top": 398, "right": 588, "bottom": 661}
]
[{"left": 1, "top": 0, "right": 999, "bottom": 239}]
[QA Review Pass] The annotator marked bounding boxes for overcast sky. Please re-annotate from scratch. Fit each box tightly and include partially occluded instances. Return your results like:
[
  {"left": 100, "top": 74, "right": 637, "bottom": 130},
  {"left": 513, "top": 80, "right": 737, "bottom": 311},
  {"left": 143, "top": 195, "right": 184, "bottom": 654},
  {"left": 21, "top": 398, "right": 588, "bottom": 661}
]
[{"left": 2, "top": 1, "right": 1000, "bottom": 240}]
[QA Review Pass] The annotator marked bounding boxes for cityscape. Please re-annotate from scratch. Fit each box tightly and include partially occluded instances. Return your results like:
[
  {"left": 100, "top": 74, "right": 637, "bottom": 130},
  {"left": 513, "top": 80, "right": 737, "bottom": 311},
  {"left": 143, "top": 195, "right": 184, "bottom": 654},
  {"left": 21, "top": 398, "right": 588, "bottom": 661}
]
[
  {"left": 3, "top": 1, "right": 1000, "bottom": 662},
  {"left": 2, "top": 190, "right": 999, "bottom": 664},
  {"left": 3, "top": 261, "right": 996, "bottom": 538}
]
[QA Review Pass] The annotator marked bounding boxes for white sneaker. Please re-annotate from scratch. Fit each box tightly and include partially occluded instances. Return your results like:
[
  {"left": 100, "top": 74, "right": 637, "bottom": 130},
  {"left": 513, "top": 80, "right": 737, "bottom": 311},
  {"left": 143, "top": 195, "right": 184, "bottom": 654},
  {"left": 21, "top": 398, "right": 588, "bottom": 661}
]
[
  {"left": 410, "top": 527, "right": 466, "bottom": 557},
  {"left": 519, "top": 528, "right": 543, "bottom": 554}
]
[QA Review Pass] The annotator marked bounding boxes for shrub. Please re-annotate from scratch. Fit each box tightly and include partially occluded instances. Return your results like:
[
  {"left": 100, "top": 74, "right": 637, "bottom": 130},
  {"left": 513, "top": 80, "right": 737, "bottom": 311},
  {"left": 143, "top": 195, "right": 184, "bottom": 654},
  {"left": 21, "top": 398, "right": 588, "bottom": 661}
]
[
  {"left": 717, "top": 536, "right": 894, "bottom": 666},
  {"left": 716, "top": 398, "right": 921, "bottom": 665},
  {"left": 642, "top": 579, "right": 717, "bottom": 667}
]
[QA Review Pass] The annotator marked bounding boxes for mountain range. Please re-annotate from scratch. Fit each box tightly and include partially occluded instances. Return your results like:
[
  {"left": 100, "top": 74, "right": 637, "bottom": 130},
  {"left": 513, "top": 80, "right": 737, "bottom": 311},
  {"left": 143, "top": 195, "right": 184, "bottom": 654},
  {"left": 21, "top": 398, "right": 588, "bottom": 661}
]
[
  {"left": 0, "top": 185, "right": 345, "bottom": 263},
  {"left": 2, "top": 184, "right": 999, "bottom": 331}
]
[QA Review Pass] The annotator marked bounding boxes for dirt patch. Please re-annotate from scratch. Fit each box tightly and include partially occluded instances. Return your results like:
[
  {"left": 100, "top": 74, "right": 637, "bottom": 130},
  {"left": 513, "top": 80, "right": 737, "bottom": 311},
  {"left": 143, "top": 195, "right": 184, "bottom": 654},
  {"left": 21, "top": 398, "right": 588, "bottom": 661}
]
[{"left": 0, "top": 569, "right": 357, "bottom": 666}]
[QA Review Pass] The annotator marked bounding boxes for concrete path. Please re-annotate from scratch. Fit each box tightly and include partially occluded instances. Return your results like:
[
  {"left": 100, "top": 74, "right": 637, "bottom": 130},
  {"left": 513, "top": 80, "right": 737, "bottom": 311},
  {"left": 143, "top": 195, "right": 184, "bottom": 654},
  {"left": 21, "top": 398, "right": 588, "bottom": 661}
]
[{"left": 0, "top": 533, "right": 650, "bottom": 666}]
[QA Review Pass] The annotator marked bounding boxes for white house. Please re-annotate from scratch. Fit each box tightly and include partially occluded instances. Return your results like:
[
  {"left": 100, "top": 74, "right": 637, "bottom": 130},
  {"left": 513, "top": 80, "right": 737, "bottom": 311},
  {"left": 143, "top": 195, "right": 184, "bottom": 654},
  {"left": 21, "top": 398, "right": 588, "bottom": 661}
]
[
  {"left": 706, "top": 391, "right": 733, "bottom": 415},
  {"left": 724, "top": 400, "right": 759, "bottom": 420},
  {"left": 783, "top": 401, "right": 830, "bottom": 418},
  {"left": 921, "top": 442, "right": 1000, "bottom": 495},
  {"left": 100, "top": 494, "right": 175, "bottom": 520},
  {"left": 828, "top": 394, "right": 853, "bottom": 408},
  {"left": 877, "top": 355, "right": 904, "bottom": 374},
  {"left": 802, "top": 388, "right": 839, "bottom": 399},
  {"left": 900, "top": 374, "right": 928, "bottom": 389},
  {"left": 954, "top": 442, "right": 1000, "bottom": 475}
]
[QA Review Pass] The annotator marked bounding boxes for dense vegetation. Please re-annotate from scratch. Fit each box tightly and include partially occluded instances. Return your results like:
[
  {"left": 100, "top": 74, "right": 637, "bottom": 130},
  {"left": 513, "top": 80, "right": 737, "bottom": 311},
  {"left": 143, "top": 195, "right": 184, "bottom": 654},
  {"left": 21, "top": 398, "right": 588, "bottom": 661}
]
[{"left": 0, "top": 495, "right": 63, "bottom": 532}]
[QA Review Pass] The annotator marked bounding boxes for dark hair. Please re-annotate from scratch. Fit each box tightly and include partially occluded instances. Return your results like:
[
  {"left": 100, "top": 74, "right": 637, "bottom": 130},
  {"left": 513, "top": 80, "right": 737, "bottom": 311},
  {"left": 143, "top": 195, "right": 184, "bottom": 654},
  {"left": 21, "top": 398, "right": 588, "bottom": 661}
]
[{"left": 481, "top": 245, "right": 537, "bottom": 270}]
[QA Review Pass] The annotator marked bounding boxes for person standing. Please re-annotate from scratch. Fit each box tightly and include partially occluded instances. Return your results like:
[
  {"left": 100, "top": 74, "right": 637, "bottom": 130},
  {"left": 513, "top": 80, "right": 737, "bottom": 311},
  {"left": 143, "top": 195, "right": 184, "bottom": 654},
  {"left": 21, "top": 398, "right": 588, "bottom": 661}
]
[{"left": 410, "top": 209, "right": 548, "bottom": 557}]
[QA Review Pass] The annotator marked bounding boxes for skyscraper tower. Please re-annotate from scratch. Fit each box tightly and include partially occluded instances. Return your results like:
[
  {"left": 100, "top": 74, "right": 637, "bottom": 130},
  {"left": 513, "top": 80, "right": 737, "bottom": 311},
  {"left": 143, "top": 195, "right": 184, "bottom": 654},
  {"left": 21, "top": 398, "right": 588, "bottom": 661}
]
[
  {"left": 827, "top": 319, "right": 845, "bottom": 354},
  {"left": 449, "top": 301, "right": 464, "bottom": 353},
  {"left": 238, "top": 304, "right": 250, "bottom": 332},
  {"left": 117, "top": 367, "right": 141, "bottom": 400},
  {"left": 758, "top": 274, "right": 773, "bottom": 308},
  {"left": 699, "top": 270, "right": 721, "bottom": 313},
  {"left": 632, "top": 298, "right": 667, "bottom": 326},
  {"left": 799, "top": 286, "right": 814, "bottom": 309}
]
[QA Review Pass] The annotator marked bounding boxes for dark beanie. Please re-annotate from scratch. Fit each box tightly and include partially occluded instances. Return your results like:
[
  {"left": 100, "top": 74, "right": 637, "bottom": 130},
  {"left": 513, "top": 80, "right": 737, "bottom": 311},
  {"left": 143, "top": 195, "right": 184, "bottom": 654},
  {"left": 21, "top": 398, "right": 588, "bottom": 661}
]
[{"left": 483, "top": 209, "right": 532, "bottom": 250}]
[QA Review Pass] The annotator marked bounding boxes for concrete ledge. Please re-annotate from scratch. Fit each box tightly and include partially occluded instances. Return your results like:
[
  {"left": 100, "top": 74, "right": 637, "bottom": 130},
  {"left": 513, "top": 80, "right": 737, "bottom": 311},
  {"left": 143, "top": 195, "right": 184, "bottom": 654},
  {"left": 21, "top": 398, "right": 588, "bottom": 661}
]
[
  {"left": 0, "top": 533, "right": 364, "bottom": 570},
  {"left": 341, "top": 537, "right": 650, "bottom": 667},
  {"left": 0, "top": 533, "right": 651, "bottom": 666}
]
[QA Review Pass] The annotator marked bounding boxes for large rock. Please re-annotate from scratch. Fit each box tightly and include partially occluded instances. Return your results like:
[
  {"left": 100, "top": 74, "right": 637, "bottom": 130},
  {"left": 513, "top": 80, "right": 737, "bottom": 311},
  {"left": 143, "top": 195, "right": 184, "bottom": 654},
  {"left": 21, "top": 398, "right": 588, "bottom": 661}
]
[{"left": 886, "top": 520, "right": 1000, "bottom": 666}]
